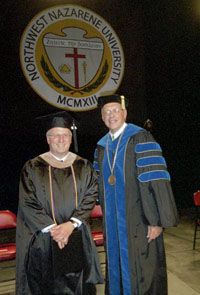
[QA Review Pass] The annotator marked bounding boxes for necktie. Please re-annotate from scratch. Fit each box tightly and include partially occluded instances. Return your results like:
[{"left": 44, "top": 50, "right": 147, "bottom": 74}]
[{"left": 112, "top": 135, "right": 115, "bottom": 141}]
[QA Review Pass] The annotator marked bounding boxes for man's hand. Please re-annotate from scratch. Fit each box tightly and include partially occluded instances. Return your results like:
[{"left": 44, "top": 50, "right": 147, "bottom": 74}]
[
  {"left": 50, "top": 221, "right": 74, "bottom": 249},
  {"left": 147, "top": 225, "right": 163, "bottom": 243}
]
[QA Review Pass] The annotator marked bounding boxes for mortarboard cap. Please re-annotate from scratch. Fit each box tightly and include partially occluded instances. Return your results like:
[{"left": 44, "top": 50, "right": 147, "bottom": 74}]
[
  {"left": 97, "top": 93, "right": 128, "bottom": 109},
  {"left": 36, "top": 111, "right": 77, "bottom": 133},
  {"left": 37, "top": 111, "right": 79, "bottom": 152}
]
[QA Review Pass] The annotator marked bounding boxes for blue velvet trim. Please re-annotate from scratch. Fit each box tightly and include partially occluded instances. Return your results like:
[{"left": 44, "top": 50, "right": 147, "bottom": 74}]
[
  {"left": 94, "top": 148, "right": 98, "bottom": 158},
  {"left": 98, "top": 124, "right": 143, "bottom": 148},
  {"left": 114, "top": 143, "right": 131, "bottom": 295},
  {"left": 136, "top": 156, "right": 166, "bottom": 167},
  {"left": 93, "top": 161, "right": 99, "bottom": 171},
  {"left": 135, "top": 142, "right": 162, "bottom": 153},
  {"left": 103, "top": 163, "right": 121, "bottom": 295},
  {"left": 102, "top": 125, "right": 140, "bottom": 295},
  {"left": 138, "top": 170, "right": 170, "bottom": 182},
  {"left": 97, "top": 132, "right": 111, "bottom": 147}
]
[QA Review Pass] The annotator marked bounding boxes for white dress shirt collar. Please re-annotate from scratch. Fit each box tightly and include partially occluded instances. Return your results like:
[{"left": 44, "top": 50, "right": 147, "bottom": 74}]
[{"left": 109, "top": 122, "right": 127, "bottom": 140}]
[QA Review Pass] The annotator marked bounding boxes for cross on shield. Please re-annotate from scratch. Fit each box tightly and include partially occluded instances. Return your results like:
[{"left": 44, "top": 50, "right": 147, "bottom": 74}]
[{"left": 43, "top": 27, "right": 104, "bottom": 89}]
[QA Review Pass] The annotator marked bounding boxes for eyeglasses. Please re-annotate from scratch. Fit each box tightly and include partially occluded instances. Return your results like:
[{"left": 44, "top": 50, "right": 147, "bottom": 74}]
[
  {"left": 48, "top": 134, "right": 72, "bottom": 139},
  {"left": 102, "top": 108, "right": 123, "bottom": 115}
]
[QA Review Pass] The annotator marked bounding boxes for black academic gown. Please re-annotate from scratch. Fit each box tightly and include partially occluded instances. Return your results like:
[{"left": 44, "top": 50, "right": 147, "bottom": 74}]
[
  {"left": 94, "top": 124, "right": 179, "bottom": 295},
  {"left": 16, "top": 152, "right": 103, "bottom": 295}
]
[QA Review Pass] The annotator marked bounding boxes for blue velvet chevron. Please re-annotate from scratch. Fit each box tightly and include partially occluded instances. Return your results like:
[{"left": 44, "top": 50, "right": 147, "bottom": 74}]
[
  {"left": 138, "top": 170, "right": 171, "bottom": 182},
  {"left": 136, "top": 156, "right": 166, "bottom": 167},
  {"left": 135, "top": 142, "right": 162, "bottom": 153},
  {"left": 135, "top": 142, "right": 170, "bottom": 182}
]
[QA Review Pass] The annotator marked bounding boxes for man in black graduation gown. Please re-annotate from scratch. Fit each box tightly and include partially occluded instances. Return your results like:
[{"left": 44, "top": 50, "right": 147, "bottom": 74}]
[
  {"left": 16, "top": 112, "right": 103, "bottom": 295},
  {"left": 93, "top": 94, "right": 179, "bottom": 295}
]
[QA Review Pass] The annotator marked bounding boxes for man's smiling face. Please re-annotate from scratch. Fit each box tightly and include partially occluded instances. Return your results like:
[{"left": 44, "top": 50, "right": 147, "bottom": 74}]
[{"left": 101, "top": 102, "right": 127, "bottom": 133}]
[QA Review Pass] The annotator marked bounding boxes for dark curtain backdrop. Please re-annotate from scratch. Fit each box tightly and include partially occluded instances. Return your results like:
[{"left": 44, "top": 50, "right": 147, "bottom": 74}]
[{"left": 1, "top": 0, "right": 200, "bottom": 213}]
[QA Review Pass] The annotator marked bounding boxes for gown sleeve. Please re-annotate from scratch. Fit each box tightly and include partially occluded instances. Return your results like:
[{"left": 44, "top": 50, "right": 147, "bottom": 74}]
[
  {"left": 18, "top": 160, "right": 55, "bottom": 233},
  {"left": 134, "top": 131, "right": 179, "bottom": 228}
]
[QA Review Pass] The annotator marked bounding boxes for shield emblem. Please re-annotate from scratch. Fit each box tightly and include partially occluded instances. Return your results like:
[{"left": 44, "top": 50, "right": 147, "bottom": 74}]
[{"left": 43, "top": 27, "right": 104, "bottom": 89}]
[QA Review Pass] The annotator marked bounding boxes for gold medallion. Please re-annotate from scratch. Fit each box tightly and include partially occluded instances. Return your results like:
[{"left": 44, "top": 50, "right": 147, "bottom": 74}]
[
  {"left": 108, "top": 175, "right": 116, "bottom": 185},
  {"left": 106, "top": 129, "right": 126, "bottom": 187}
]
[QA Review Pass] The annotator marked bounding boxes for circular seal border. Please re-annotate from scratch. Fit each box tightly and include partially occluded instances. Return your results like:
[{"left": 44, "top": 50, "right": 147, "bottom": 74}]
[{"left": 20, "top": 4, "right": 125, "bottom": 111}]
